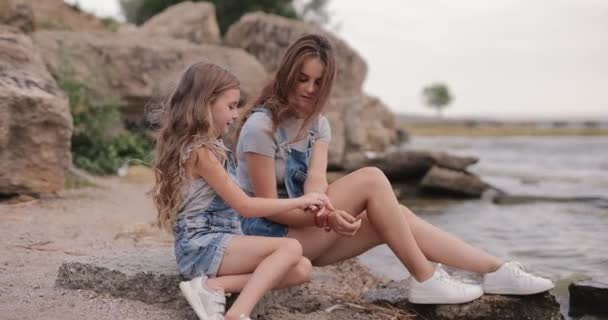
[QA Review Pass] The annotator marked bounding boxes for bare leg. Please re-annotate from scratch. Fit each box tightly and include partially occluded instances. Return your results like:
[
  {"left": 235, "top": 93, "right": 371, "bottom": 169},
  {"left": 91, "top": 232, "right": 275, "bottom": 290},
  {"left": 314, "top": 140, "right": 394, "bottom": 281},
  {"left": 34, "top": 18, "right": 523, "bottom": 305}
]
[
  {"left": 294, "top": 167, "right": 435, "bottom": 281},
  {"left": 210, "top": 236, "right": 308, "bottom": 320},
  {"left": 206, "top": 257, "right": 312, "bottom": 293},
  {"left": 289, "top": 167, "right": 502, "bottom": 275}
]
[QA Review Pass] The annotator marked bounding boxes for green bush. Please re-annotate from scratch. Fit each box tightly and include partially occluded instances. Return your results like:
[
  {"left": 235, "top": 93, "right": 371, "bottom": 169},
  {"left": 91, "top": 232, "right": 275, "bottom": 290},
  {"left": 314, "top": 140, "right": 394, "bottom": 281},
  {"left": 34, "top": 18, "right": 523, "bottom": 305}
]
[{"left": 57, "top": 69, "right": 153, "bottom": 175}]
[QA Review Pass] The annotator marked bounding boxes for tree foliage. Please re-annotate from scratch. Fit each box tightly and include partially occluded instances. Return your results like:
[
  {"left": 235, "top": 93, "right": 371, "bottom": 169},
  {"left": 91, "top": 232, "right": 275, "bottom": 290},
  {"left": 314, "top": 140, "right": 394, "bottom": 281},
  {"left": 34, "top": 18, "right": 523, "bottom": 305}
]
[
  {"left": 120, "top": 0, "right": 331, "bottom": 33},
  {"left": 422, "top": 83, "right": 453, "bottom": 117}
]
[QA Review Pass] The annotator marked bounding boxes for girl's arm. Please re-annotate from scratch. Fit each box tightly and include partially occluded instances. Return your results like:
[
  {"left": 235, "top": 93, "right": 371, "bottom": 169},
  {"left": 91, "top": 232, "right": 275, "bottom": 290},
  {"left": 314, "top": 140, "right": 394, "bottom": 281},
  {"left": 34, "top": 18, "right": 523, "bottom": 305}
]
[
  {"left": 246, "top": 152, "right": 320, "bottom": 227},
  {"left": 191, "top": 148, "right": 324, "bottom": 218},
  {"left": 303, "top": 141, "right": 329, "bottom": 194}
]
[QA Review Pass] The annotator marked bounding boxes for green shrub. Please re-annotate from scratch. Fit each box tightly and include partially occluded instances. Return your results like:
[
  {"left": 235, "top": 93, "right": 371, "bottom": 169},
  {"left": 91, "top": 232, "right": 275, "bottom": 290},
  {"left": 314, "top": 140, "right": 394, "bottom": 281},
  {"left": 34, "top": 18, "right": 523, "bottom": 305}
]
[{"left": 57, "top": 67, "right": 153, "bottom": 175}]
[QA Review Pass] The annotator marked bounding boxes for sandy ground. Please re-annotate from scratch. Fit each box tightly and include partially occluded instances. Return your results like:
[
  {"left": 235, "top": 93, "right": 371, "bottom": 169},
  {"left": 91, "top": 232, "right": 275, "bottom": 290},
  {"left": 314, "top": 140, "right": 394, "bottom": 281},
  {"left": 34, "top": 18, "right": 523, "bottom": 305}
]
[
  {"left": 0, "top": 170, "right": 196, "bottom": 320},
  {"left": 0, "top": 169, "right": 406, "bottom": 320}
]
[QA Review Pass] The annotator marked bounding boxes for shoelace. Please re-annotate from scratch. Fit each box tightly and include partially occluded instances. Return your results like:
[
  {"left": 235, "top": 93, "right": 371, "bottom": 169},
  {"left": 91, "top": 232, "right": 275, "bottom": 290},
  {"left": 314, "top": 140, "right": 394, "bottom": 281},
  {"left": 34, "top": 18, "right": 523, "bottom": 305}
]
[
  {"left": 435, "top": 266, "right": 465, "bottom": 289},
  {"left": 505, "top": 262, "right": 535, "bottom": 282}
]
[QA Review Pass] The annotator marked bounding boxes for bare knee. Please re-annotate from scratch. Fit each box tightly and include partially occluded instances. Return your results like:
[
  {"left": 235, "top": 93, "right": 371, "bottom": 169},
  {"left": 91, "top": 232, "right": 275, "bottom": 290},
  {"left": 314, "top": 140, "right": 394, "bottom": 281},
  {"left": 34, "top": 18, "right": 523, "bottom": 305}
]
[
  {"left": 278, "top": 238, "right": 304, "bottom": 262},
  {"left": 292, "top": 257, "right": 313, "bottom": 284},
  {"left": 357, "top": 166, "right": 389, "bottom": 189}
]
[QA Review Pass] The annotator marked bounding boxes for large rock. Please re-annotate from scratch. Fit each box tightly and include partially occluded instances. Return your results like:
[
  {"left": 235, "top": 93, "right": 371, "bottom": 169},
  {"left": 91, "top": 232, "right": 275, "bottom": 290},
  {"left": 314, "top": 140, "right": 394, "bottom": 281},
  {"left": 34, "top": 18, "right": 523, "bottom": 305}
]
[
  {"left": 569, "top": 278, "right": 608, "bottom": 317},
  {"left": 56, "top": 248, "right": 181, "bottom": 304},
  {"left": 0, "top": 1, "right": 34, "bottom": 32},
  {"left": 364, "top": 279, "right": 562, "bottom": 320},
  {"left": 420, "top": 166, "right": 492, "bottom": 197},
  {"left": 32, "top": 31, "right": 268, "bottom": 125},
  {"left": 140, "top": 1, "right": 221, "bottom": 45},
  {"left": 0, "top": 26, "right": 72, "bottom": 195},
  {"left": 224, "top": 12, "right": 367, "bottom": 97},
  {"left": 1, "top": 0, "right": 109, "bottom": 32},
  {"left": 344, "top": 149, "right": 479, "bottom": 181},
  {"left": 326, "top": 95, "right": 400, "bottom": 168}
]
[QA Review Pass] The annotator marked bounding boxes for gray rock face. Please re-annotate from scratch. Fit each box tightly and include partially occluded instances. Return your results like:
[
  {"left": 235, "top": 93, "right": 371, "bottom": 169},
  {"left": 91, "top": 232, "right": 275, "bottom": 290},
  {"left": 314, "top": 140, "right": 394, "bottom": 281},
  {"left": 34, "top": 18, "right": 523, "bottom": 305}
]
[
  {"left": 327, "top": 95, "right": 399, "bottom": 168},
  {"left": 32, "top": 31, "right": 267, "bottom": 125},
  {"left": 420, "top": 166, "right": 492, "bottom": 197},
  {"left": 0, "top": 26, "right": 72, "bottom": 195},
  {"left": 364, "top": 279, "right": 563, "bottom": 320},
  {"left": 0, "top": 2, "right": 34, "bottom": 32},
  {"left": 56, "top": 248, "right": 181, "bottom": 304},
  {"left": 569, "top": 278, "right": 608, "bottom": 317},
  {"left": 224, "top": 12, "right": 367, "bottom": 97},
  {"left": 344, "top": 149, "right": 480, "bottom": 180},
  {"left": 140, "top": 1, "right": 221, "bottom": 45}
]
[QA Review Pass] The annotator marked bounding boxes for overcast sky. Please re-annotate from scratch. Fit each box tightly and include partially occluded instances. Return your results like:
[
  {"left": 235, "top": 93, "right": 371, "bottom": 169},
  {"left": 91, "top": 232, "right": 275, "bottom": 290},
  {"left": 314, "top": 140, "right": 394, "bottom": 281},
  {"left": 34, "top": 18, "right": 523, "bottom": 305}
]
[{"left": 64, "top": 0, "right": 608, "bottom": 120}]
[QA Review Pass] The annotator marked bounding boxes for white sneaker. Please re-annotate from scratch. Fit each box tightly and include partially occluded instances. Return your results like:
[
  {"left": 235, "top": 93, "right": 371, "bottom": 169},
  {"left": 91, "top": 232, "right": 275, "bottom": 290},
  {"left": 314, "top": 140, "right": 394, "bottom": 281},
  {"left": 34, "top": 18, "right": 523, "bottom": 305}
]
[
  {"left": 238, "top": 315, "right": 252, "bottom": 320},
  {"left": 179, "top": 276, "right": 226, "bottom": 320},
  {"left": 483, "top": 261, "right": 554, "bottom": 295},
  {"left": 408, "top": 265, "right": 483, "bottom": 304}
]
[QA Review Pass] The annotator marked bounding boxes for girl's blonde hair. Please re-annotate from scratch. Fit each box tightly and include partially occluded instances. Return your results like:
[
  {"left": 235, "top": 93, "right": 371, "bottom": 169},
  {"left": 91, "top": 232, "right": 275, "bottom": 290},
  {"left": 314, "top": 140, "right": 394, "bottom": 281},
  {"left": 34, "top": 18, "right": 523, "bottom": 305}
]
[
  {"left": 236, "top": 34, "right": 336, "bottom": 140},
  {"left": 151, "top": 62, "right": 239, "bottom": 232}
]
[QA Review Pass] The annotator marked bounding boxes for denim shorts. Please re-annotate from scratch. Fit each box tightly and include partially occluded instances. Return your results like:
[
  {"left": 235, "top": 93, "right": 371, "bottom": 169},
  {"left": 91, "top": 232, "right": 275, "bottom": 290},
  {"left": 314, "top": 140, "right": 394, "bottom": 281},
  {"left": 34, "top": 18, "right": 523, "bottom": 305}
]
[
  {"left": 174, "top": 209, "right": 242, "bottom": 279},
  {"left": 240, "top": 216, "right": 289, "bottom": 238}
]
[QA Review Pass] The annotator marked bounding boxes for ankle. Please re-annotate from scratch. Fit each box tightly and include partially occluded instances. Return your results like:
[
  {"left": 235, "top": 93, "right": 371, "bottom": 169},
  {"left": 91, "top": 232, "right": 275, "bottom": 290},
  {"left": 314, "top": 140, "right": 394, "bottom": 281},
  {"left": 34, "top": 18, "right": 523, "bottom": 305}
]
[
  {"left": 486, "top": 259, "right": 505, "bottom": 273},
  {"left": 203, "top": 278, "right": 224, "bottom": 293},
  {"left": 225, "top": 310, "right": 248, "bottom": 320},
  {"left": 412, "top": 265, "right": 435, "bottom": 282}
]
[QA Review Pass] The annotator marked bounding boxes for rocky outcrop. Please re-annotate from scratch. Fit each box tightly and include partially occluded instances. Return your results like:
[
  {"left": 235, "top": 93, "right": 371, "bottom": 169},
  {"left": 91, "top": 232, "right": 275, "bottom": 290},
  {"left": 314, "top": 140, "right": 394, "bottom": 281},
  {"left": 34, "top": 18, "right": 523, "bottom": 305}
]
[
  {"left": 1, "top": 0, "right": 109, "bottom": 32},
  {"left": 0, "top": 1, "right": 34, "bottom": 32},
  {"left": 224, "top": 12, "right": 367, "bottom": 98},
  {"left": 364, "top": 279, "right": 562, "bottom": 320},
  {"left": 32, "top": 31, "right": 268, "bottom": 125},
  {"left": 569, "top": 278, "right": 608, "bottom": 317},
  {"left": 56, "top": 248, "right": 562, "bottom": 320},
  {"left": 140, "top": 1, "right": 221, "bottom": 45},
  {"left": 0, "top": 26, "right": 72, "bottom": 195},
  {"left": 343, "top": 149, "right": 493, "bottom": 197},
  {"left": 420, "top": 166, "right": 492, "bottom": 197},
  {"left": 326, "top": 95, "right": 401, "bottom": 168}
]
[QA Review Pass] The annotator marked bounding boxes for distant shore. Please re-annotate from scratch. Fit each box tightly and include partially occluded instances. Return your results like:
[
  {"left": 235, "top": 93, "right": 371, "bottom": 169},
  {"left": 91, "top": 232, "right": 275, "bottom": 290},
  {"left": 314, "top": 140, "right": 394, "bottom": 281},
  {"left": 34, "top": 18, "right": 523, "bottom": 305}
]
[{"left": 398, "top": 118, "right": 608, "bottom": 136}]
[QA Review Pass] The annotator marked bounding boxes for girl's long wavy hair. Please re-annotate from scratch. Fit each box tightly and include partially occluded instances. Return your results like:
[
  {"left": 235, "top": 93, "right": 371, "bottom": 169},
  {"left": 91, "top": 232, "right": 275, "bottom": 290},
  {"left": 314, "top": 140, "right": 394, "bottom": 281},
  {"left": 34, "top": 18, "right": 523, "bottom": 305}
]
[
  {"left": 151, "top": 62, "right": 239, "bottom": 232},
  {"left": 236, "top": 34, "right": 336, "bottom": 141}
]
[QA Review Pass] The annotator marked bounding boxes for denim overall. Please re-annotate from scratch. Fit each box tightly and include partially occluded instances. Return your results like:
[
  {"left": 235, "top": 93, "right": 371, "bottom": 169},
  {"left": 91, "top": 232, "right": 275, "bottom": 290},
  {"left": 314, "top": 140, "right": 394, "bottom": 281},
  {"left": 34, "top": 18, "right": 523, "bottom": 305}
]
[
  {"left": 174, "top": 144, "right": 242, "bottom": 279},
  {"left": 240, "top": 108, "right": 318, "bottom": 237}
]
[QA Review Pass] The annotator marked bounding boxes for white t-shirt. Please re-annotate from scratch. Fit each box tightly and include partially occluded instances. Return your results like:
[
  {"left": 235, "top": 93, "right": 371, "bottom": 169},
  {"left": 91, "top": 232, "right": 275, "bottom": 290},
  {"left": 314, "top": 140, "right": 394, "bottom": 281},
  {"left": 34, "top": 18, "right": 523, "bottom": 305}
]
[{"left": 236, "top": 111, "right": 331, "bottom": 194}]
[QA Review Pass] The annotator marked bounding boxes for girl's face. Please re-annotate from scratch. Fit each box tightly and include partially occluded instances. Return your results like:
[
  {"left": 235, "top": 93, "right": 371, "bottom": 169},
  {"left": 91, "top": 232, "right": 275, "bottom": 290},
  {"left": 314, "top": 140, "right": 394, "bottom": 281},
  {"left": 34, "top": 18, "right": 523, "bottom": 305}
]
[
  {"left": 210, "top": 88, "right": 240, "bottom": 135},
  {"left": 292, "top": 57, "right": 325, "bottom": 114}
]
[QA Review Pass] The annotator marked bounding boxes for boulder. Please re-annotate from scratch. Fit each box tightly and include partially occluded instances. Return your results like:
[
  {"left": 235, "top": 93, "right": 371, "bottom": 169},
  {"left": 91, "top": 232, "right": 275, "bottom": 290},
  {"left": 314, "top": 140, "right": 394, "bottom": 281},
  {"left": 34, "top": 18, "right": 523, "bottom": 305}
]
[
  {"left": 364, "top": 279, "right": 562, "bottom": 320},
  {"left": 1, "top": 0, "right": 109, "bottom": 32},
  {"left": 326, "top": 95, "right": 400, "bottom": 168},
  {"left": 140, "top": 1, "right": 221, "bottom": 45},
  {"left": 569, "top": 278, "right": 608, "bottom": 317},
  {"left": 224, "top": 12, "right": 367, "bottom": 97},
  {"left": 32, "top": 31, "right": 268, "bottom": 125},
  {"left": 0, "top": 1, "right": 34, "bottom": 32},
  {"left": 0, "top": 26, "right": 72, "bottom": 195},
  {"left": 56, "top": 247, "right": 181, "bottom": 304},
  {"left": 344, "top": 149, "right": 479, "bottom": 181},
  {"left": 420, "top": 166, "right": 492, "bottom": 197}
]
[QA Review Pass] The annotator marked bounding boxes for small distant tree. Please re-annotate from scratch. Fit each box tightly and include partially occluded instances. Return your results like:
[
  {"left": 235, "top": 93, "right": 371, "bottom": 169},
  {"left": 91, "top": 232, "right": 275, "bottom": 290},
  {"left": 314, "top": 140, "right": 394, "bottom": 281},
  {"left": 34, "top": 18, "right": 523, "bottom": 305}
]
[{"left": 422, "top": 83, "right": 453, "bottom": 118}]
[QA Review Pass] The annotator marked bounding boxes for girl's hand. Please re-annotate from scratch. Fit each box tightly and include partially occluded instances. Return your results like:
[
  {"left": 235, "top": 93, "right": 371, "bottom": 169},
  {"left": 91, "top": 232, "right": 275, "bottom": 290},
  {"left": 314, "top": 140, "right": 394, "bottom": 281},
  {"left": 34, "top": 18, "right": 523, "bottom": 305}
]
[
  {"left": 297, "top": 192, "right": 330, "bottom": 210},
  {"left": 327, "top": 210, "right": 361, "bottom": 236}
]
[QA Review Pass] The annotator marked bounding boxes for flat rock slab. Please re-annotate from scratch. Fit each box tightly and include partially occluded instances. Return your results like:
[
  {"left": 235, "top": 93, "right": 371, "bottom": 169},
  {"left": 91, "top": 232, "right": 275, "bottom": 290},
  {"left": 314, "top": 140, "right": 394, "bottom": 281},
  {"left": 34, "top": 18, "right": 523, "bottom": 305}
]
[
  {"left": 364, "top": 279, "right": 563, "bottom": 320},
  {"left": 56, "top": 247, "right": 182, "bottom": 304},
  {"left": 569, "top": 278, "right": 608, "bottom": 317}
]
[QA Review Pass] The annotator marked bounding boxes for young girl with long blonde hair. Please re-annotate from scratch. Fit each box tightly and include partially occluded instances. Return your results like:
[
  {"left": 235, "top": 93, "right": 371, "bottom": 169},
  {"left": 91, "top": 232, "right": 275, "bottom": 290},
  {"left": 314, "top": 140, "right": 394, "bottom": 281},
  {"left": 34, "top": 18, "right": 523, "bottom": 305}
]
[{"left": 152, "top": 61, "right": 331, "bottom": 320}]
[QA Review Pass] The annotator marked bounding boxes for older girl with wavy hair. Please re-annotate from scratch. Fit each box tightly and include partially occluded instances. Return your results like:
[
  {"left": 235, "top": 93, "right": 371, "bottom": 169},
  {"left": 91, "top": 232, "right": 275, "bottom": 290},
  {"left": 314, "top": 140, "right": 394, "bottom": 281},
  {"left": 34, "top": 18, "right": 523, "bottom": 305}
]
[{"left": 235, "top": 34, "right": 553, "bottom": 304}]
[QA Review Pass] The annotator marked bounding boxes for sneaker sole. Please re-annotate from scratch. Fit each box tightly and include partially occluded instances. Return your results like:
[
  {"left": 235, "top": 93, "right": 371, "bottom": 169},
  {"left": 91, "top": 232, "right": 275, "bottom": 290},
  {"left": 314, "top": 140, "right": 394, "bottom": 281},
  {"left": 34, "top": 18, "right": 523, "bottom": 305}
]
[
  {"left": 408, "top": 292, "right": 483, "bottom": 304},
  {"left": 483, "top": 284, "right": 554, "bottom": 295},
  {"left": 179, "top": 281, "right": 210, "bottom": 320}
]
